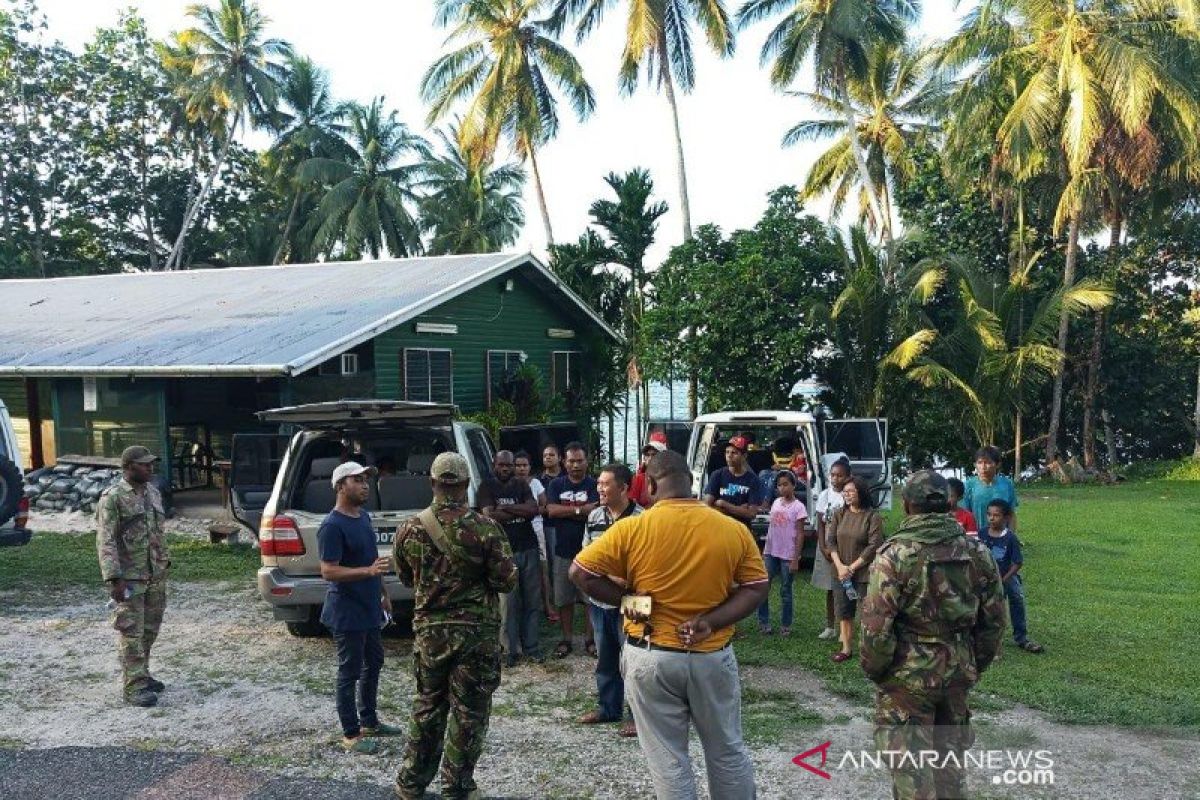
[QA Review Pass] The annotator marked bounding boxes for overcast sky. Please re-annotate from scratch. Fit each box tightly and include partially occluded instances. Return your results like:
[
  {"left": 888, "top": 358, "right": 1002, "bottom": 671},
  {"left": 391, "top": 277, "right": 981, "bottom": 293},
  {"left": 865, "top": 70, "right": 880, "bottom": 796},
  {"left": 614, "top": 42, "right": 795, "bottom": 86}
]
[{"left": 35, "top": 0, "right": 964, "bottom": 264}]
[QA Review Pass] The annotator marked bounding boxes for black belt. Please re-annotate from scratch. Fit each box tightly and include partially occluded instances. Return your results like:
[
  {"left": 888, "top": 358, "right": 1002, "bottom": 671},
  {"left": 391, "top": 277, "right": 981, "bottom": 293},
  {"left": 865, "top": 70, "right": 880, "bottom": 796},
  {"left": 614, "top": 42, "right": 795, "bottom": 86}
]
[{"left": 625, "top": 636, "right": 731, "bottom": 654}]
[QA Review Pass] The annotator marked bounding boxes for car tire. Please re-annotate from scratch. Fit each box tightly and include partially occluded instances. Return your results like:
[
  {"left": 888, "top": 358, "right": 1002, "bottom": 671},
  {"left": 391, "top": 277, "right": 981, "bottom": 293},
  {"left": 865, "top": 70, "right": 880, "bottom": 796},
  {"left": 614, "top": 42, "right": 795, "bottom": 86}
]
[
  {"left": 0, "top": 456, "right": 21, "bottom": 528},
  {"left": 285, "top": 606, "right": 326, "bottom": 638}
]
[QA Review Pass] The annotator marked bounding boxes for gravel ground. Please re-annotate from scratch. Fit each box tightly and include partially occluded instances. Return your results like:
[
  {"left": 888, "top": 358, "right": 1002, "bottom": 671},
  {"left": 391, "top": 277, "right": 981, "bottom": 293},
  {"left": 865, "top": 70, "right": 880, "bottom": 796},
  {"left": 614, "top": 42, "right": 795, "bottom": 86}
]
[
  {"left": 0, "top": 581, "right": 1196, "bottom": 798},
  {"left": 28, "top": 510, "right": 222, "bottom": 540}
]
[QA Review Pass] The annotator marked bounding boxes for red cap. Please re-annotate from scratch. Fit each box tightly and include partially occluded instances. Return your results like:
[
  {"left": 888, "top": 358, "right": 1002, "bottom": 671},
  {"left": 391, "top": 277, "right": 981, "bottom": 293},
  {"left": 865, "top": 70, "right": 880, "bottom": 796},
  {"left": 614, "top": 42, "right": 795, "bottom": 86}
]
[{"left": 728, "top": 435, "right": 749, "bottom": 452}]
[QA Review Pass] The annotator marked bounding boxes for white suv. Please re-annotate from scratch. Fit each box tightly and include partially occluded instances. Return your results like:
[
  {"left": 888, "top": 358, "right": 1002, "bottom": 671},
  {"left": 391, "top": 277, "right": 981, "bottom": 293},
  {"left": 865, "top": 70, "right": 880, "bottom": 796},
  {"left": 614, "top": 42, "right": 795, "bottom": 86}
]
[
  {"left": 0, "top": 400, "right": 30, "bottom": 545},
  {"left": 231, "top": 400, "right": 498, "bottom": 637},
  {"left": 685, "top": 411, "right": 891, "bottom": 554}
]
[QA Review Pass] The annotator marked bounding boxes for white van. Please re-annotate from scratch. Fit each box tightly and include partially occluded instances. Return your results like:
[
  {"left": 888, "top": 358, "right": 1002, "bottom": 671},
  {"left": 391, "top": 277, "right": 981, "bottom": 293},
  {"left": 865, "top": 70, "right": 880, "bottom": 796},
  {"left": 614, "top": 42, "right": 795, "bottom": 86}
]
[
  {"left": 0, "top": 400, "right": 30, "bottom": 545},
  {"left": 685, "top": 411, "right": 891, "bottom": 550}
]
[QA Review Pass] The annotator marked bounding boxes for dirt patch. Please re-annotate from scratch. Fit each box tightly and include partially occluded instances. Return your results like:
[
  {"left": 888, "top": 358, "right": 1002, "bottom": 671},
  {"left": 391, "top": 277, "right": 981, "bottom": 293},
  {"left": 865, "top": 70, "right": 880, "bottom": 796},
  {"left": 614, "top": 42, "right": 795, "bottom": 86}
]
[{"left": 0, "top": 583, "right": 1195, "bottom": 798}]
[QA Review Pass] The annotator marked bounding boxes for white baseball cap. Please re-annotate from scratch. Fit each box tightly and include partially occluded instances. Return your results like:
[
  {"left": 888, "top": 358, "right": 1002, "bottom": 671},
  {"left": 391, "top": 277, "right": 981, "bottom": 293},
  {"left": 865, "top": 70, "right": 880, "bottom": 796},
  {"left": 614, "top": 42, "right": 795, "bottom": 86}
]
[{"left": 331, "top": 461, "right": 377, "bottom": 488}]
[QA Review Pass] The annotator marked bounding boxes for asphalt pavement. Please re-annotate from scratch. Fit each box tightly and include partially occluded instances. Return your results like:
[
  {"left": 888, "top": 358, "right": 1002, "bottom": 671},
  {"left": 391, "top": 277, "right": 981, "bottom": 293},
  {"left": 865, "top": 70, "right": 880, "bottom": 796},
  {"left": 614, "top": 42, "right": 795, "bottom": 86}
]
[{"left": 0, "top": 747, "right": 406, "bottom": 799}]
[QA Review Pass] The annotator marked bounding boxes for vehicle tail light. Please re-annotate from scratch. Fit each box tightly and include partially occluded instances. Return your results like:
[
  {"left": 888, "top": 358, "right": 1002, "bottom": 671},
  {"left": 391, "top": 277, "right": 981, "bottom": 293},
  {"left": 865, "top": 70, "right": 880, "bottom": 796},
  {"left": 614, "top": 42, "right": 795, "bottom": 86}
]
[
  {"left": 14, "top": 497, "right": 29, "bottom": 529},
  {"left": 260, "top": 514, "right": 305, "bottom": 557}
]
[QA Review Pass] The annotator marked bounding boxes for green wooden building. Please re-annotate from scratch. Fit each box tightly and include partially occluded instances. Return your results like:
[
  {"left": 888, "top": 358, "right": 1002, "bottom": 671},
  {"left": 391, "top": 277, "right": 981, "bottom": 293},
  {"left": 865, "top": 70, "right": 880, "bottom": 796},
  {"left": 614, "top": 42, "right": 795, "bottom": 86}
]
[{"left": 0, "top": 253, "right": 619, "bottom": 478}]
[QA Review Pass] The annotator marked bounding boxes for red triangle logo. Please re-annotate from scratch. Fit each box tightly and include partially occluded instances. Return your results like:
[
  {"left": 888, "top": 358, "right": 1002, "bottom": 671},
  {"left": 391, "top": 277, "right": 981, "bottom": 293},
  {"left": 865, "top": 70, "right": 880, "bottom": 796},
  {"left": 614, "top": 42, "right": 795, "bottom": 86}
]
[{"left": 792, "top": 741, "right": 833, "bottom": 780}]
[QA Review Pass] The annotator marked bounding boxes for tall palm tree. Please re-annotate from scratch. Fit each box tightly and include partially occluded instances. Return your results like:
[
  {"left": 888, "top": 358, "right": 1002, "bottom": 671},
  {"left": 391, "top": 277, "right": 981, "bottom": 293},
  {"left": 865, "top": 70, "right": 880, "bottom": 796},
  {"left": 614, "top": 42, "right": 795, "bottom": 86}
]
[
  {"left": 784, "top": 41, "right": 944, "bottom": 241},
  {"left": 159, "top": 0, "right": 291, "bottom": 269},
  {"left": 423, "top": 0, "right": 594, "bottom": 247},
  {"left": 265, "top": 54, "right": 352, "bottom": 264},
  {"left": 941, "top": 0, "right": 1200, "bottom": 464},
  {"left": 736, "top": 0, "right": 917, "bottom": 253},
  {"left": 298, "top": 98, "right": 429, "bottom": 259},
  {"left": 417, "top": 126, "right": 526, "bottom": 255},
  {"left": 550, "top": 0, "right": 736, "bottom": 241}
]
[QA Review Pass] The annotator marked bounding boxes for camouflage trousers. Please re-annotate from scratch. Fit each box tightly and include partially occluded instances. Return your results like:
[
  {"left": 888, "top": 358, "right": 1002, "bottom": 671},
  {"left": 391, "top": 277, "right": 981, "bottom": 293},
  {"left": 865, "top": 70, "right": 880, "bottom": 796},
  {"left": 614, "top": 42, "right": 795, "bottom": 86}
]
[
  {"left": 395, "top": 624, "right": 502, "bottom": 800},
  {"left": 874, "top": 682, "right": 974, "bottom": 800},
  {"left": 110, "top": 578, "right": 167, "bottom": 695}
]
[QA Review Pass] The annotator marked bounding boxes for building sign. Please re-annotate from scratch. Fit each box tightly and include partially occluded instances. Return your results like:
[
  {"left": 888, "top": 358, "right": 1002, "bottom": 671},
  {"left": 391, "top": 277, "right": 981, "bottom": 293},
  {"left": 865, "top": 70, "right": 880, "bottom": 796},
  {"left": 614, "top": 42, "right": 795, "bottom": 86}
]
[{"left": 83, "top": 377, "right": 98, "bottom": 412}]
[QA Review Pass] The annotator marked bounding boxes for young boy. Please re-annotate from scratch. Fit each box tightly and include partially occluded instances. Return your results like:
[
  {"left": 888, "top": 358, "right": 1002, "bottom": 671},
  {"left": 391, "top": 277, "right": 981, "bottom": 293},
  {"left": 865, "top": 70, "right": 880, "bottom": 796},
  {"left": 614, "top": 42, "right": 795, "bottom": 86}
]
[
  {"left": 947, "top": 478, "right": 977, "bottom": 535},
  {"left": 979, "top": 499, "right": 1044, "bottom": 654}
]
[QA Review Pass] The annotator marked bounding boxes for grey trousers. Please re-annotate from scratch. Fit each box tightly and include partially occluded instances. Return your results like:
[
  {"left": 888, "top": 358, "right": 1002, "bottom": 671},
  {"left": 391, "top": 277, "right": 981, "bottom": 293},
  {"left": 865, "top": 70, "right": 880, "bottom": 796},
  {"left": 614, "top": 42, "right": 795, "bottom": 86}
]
[{"left": 621, "top": 641, "right": 757, "bottom": 800}]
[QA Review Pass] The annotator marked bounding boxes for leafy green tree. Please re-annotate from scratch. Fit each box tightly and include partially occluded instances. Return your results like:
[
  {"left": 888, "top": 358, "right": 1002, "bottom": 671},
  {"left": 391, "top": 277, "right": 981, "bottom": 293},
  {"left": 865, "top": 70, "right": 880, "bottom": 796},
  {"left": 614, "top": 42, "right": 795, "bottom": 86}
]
[
  {"left": 299, "top": 98, "right": 429, "bottom": 259},
  {"left": 551, "top": 0, "right": 736, "bottom": 241},
  {"left": 643, "top": 187, "right": 843, "bottom": 410},
  {"left": 736, "top": 0, "right": 917, "bottom": 252},
  {"left": 0, "top": 1, "right": 94, "bottom": 277},
  {"left": 417, "top": 125, "right": 526, "bottom": 255},
  {"left": 266, "top": 53, "right": 351, "bottom": 264},
  {"left": 424, "top": 0, "right": 594, "bottom": 246},
  {"left": 160, "top": 0, "right": 290, "bottom": 269}
]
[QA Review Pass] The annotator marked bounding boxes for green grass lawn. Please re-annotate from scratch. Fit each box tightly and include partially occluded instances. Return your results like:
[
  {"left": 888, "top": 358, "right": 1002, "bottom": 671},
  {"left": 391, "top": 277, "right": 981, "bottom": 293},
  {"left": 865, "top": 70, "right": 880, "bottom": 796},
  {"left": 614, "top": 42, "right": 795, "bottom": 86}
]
[
  {"left": 0, "top": 533, "right": 259, "bottom": 592},
  {"left": 738, "top": 479, "right": 1200, "bottom": 728}
]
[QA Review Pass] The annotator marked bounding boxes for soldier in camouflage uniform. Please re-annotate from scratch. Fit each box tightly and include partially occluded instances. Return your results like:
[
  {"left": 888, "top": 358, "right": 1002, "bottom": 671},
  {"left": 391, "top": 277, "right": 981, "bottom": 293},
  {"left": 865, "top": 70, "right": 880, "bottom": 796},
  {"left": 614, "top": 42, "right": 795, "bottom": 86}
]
[
  {"left": 392, "top": 452, "right": 516, "bottom": 800},
  {"left": 860, "top": 470, "right": 1007, "bottom": 800},
  {"left": 96, "top": 446, "right": 170, "bottom": 708}
]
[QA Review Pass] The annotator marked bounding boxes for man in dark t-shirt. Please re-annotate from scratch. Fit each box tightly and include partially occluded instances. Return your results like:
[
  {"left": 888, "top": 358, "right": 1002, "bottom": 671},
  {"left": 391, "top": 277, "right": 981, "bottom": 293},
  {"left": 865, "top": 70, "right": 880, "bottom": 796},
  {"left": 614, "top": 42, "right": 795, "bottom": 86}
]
[
  {"left": 478, "top": 450, "right": 543, "bottom": 665},
  {"left": 318, "top": 461, "right": 400, "bottom": 755},
  {"left": 704, "top": 435, "right": 766, "bottom": 529},
  {"left": 546, "top": 442, "right": 599, "bottom": 658}
]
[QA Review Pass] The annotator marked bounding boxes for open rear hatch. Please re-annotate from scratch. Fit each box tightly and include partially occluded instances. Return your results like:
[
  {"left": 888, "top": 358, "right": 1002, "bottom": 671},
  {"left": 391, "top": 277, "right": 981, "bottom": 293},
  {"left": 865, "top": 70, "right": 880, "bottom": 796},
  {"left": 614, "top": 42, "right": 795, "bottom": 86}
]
[{"left": 257, "top": 400, "right": 456, "bottom": 429}]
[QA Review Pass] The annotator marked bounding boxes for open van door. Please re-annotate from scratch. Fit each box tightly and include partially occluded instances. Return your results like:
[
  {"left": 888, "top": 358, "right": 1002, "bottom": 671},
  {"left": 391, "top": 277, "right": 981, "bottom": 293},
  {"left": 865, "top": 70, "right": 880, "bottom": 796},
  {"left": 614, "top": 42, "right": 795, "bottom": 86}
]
[
  {"left": 823, "top": 418, "right": 892, "bottom": 509},
  {"left": 642, "top": 420, "right": 694, "bottom": 455},
  {"left": 230, "top": 433, "right": 291, "bottom": 533},
  {"left": 688, "top": 424, "right": 715, "bottom": 499}
]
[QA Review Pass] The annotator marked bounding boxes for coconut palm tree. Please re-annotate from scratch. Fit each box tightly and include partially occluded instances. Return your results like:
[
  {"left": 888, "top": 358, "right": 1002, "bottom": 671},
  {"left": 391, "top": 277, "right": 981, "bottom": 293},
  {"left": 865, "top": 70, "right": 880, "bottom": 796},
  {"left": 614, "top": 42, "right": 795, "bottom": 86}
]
[
  {"left": 883, "top": 251, "right": 1113, "bottom": 449},
  {"left": 298, "top": 98, "right": 429, "bottom": 259},
  {"left": 265, "top": 54, "right": 352, "bottom": 264},
  {"left": 940, "top": 0, "right": 1200, "bottom": 464},
  {"left": 550, "top": 0, "right": 736, "bottom": 241},
  {"left": 819, "top": 225, "right": 898, "bottom": 416},
  {"left": 159, "top": 0, "right": 291, "bottom": 269},
  {"left": 784, "top": 41, "right": 945, "bottom": 241},
  {"left": 417, "top": 126, "right": 526, "bottom": 255},
  {"left": 736, "top": 0, "right": 917, "bottom": 252},
  {"left": 423, "top": 0, "right": 594, "bottom": 247}
]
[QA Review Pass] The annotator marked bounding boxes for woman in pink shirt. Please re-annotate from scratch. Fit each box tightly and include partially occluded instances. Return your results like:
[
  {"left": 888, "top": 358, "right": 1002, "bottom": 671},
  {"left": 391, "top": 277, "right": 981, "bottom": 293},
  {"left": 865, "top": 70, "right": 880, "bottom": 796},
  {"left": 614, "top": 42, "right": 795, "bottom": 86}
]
[{"left": 757, "top": 470, "right": 808, "bottom": 636}]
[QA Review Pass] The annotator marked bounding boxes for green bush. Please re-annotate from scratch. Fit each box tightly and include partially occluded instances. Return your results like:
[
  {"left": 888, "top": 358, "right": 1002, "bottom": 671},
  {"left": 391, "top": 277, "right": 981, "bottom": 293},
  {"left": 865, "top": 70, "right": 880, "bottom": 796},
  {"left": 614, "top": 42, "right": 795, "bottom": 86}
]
[
  {"left": 1166, "top": 457, "right": 1200, "bottom": 481},
  {"left": 1119, "top": 457, "right": 1200, "bottom": 481}
]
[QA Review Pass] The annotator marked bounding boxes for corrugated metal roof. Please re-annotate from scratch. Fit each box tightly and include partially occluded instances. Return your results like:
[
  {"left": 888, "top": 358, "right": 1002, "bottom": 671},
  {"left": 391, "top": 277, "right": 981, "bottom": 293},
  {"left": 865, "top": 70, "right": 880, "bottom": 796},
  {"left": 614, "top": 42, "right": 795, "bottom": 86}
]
[{"left": 0, "top": 252, "right": 620, "bottom": 377}]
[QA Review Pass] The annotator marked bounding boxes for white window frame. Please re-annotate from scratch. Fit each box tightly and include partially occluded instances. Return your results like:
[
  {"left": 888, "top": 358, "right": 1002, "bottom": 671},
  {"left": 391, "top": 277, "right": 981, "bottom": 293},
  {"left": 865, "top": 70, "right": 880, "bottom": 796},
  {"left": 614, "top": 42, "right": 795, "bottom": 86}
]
[
  {"left": 551, "top": 350, "right": 582, "bottom": 396},
  {"left": 486, "top": 349, "right": 525, "bottom": 408},
  {"left": 403, "top": 348, "right": 454, "bottom": 404}
]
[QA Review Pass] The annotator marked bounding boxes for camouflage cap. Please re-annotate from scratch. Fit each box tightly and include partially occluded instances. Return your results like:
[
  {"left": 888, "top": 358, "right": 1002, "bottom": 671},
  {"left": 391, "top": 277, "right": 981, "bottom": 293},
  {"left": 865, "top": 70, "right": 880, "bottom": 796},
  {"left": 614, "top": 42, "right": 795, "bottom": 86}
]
[
  {"left": 120, "top": 445, "right": 159, "bottom": 467},
  {"left": 902, "top": 469, "right": 950, "bottom": 504},
  {"left": 431, "top": 452, "right": 471, "bottom": 484}
]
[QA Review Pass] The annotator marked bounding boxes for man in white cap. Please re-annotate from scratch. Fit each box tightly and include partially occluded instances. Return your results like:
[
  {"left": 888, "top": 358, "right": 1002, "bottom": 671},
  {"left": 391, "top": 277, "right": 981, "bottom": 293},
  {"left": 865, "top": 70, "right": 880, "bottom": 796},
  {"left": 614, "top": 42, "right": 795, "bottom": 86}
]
[{"left": 318, "top": 460, "right": 400, "bottom": 754}]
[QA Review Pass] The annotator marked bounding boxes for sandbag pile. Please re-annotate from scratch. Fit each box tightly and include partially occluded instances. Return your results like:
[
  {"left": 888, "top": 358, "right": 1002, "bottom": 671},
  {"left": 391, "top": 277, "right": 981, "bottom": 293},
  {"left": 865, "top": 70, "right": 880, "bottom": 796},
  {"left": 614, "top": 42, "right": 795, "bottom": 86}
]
[{"left": 23, "top": 463, "right": 123, "bottom": 514}]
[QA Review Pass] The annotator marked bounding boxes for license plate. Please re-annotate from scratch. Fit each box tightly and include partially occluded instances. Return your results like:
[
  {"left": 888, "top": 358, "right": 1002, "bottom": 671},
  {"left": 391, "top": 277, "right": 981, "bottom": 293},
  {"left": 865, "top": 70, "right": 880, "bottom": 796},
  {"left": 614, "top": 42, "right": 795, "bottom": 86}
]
[{"left": 375, "top": 529, "right": 395, "bottom": 545}]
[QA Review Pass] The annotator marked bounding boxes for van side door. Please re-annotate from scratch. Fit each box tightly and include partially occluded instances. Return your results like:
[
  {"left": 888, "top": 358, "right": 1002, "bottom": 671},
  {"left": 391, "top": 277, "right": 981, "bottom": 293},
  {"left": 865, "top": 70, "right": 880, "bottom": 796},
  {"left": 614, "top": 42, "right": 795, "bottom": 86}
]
[{"left": 822, "top": 418, "right": 892, "bottom": 509}]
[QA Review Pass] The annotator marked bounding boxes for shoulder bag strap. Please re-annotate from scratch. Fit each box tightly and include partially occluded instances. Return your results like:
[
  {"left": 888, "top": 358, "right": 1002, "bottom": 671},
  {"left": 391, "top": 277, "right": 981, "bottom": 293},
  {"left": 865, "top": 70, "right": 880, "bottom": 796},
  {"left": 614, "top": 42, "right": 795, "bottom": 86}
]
[{"left": 418, "top": 507, "right": 456, "bottom": 558}]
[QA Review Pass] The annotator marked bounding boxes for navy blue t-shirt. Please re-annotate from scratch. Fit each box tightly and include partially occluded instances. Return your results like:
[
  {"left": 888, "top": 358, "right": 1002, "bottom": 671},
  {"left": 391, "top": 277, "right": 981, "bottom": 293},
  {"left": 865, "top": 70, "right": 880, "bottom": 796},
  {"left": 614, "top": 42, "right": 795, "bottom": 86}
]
[
  {"left": 705, "top": 467, "right": 764, "bottom": 526},
  {"left": 547, "top": 475, "right": 599, "bottom": 560},
  {"left": 318, "top": 509, "right": 383, "bottom": 632},
  {"left": 978, "top": 527, "right": 1023, "bottom": 577}
]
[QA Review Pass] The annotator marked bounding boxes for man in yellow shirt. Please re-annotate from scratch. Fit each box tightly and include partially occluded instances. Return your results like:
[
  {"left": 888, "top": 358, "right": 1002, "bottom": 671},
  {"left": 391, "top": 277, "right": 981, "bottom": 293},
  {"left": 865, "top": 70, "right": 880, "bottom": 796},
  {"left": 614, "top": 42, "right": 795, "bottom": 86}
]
[{"left": 570, "top": 450, "right": 768, "bottom": 800}]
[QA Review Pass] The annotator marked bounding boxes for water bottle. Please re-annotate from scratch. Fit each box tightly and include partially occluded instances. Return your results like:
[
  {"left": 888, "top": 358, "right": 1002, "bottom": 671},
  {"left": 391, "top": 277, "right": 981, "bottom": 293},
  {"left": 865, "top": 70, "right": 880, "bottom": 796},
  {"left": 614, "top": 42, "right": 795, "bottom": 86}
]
[
  {"left": 105, "top": 585, "right": 133, "bottom": 611},
  {"left": 841, "top": 578, "right": 859, "bottom": 601}
]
